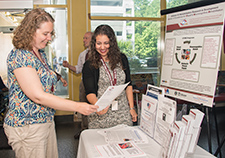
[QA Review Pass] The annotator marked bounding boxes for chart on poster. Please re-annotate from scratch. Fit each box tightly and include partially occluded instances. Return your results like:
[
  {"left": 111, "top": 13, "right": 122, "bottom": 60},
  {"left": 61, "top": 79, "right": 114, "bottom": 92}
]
[{"left": 160, "top": 1, "right": 225, "bottom": 107}]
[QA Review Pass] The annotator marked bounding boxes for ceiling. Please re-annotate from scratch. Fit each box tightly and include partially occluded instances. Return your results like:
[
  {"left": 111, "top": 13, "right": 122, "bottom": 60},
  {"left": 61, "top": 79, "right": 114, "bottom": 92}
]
[{"left": 0, "top": 10, "right": 26, "bottom": 27}]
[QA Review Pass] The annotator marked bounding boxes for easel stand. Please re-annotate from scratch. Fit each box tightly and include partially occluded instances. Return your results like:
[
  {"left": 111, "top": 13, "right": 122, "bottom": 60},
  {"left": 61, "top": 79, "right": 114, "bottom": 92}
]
[
  {"left": 214, "top": 134, "right": 225, "bottom": 156},
  {"left": 200, "top": 105, "right": 222, "bottom": 157}
]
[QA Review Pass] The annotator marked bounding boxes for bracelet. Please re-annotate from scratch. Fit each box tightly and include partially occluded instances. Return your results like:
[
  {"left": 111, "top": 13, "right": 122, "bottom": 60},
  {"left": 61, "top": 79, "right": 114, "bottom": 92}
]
[{"left": 130, "top": 107, "right": 135, "bottom": 110}]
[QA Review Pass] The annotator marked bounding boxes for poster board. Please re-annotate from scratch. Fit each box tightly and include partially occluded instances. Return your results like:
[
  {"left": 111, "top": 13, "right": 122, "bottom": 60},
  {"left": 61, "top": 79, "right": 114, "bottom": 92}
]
[{"left": 160, "top": 0, "right": 225, "bottom": 107}]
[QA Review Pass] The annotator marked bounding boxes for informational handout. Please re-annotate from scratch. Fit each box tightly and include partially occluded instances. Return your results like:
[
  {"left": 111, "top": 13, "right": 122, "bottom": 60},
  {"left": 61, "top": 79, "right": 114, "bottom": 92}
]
[
  {"left": 98, "top": 124, "right": 148, "bottom": 144},
  {"left": 95, "top": 141, "right": 146, "bottom": 158},
  {"left": 160, "top": 2, "right": 225, "bottom": 107},
  {"left": 154, "top": 95, "right": 177, "bottom": 147},
  {"left": 140, "top": 94, "right": 158, "bottom": 137},
  {"left": 146, "top": 84, "right": 164, "bottom": 99},
  {"left": 95, "top": 125, "right": 147, "bottom": 157},
  {"left": 95, "top": 82, "right": 130, "bottom": 112},
  {"left": 149, "top": 95, "right": 176, "bottom": 158}
]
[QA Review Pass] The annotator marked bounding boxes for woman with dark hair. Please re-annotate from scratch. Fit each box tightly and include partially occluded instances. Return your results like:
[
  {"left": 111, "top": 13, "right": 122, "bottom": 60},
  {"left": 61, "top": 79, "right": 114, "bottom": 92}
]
[
  {"left": 82, "top": 24, "right": 137, "bottom": 129},
  {"left": 3, "top": 8, "right": 98, "bottom": 158}
]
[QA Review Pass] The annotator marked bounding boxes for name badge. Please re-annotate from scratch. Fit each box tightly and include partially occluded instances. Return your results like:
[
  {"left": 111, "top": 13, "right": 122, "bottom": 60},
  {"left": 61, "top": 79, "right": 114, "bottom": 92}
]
[{"left": 111, "top": 100, "right": 118, "bottom": 111}]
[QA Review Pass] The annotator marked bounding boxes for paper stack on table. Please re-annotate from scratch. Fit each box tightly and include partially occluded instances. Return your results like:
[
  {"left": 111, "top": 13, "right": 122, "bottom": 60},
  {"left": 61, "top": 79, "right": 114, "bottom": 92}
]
[{"left": 166, "top": 108, "right": 204, "bottom": 158}]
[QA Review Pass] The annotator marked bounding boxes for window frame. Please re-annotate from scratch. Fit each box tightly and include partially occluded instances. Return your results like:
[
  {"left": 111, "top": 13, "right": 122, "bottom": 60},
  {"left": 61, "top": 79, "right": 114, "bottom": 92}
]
[{"left": 88, "top": 0, "right": 166, "bottom": 86}]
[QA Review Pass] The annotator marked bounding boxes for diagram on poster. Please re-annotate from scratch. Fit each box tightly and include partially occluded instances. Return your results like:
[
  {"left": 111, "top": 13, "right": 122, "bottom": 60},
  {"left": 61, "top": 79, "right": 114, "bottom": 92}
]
[{"left": 160, "top": 1, "right": 225, "bottom": 107}]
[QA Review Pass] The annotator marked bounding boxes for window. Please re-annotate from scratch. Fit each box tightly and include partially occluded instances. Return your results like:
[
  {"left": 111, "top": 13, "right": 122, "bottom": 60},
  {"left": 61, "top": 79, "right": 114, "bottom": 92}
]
[
  {"left": 91, "top": 20, "right": 160, "bottom": 85},
  {"left": 91, "top": 0, "right": 123, "bottom": 6},
  {"left": 116, "top": 31, "right": 123, "bottom": 36},
  {"left": 126, "top": 21, "right": 132, "bottom": 26},
  {"left": 126, "top": 32, "right": 132, "bottom": 39},
  {"left": 126, "top": 8, "right": 132, "bottom": 15},
  {"left": 33, "top": 0, "right": 67, "bottom": 5},
  {"left": 44, "top": 8, "right": 68, "bottom": 97},
  {"left": 166, "top": 0, "right": 188, "bottom": 9},
  {"left": 90, "top": 0, "right": 189, "bottom": 85},
  {"left": 90, "top": 0, "right": 162, "bottom": 84}
]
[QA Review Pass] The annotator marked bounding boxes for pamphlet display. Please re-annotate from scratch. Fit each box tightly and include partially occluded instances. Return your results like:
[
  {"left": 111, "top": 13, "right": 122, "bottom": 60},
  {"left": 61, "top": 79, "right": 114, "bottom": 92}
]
[
  {"left": 167, "top": 109, "right": 204, "bottom": 158},
  {"left": 88, "top": 82, "right": 206, "bottom": 158},
  {"left": 139, "top": 85, "right": 205, "bottom": 158},
  {"left": 140, "top": 84, "right": 176, "bottom": 142},
  {"left": 140, "top": 84, "right": 177, "bottom": 158}
]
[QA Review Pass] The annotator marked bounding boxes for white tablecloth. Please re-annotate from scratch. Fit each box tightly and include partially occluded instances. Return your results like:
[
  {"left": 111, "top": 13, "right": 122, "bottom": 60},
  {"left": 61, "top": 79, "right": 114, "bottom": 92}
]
[{"left": 77, "top": 126, "right": 216, "bottom": 158}]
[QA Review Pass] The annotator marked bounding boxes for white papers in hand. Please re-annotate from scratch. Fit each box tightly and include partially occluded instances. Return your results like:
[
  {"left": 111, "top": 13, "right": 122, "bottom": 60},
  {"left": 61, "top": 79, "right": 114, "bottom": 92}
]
[{"left": 95, "top": 82, "right": 130, "bottom": 112}]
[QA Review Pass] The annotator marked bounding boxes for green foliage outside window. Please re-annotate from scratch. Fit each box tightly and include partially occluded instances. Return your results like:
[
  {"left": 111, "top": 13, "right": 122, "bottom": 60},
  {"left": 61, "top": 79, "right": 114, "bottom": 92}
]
[{"left": 118, "top": 0, "right": 188, "bottom": 75}]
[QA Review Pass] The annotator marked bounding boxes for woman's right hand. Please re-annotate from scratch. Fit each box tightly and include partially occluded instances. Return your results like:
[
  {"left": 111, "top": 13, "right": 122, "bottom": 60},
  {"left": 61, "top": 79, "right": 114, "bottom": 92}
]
[{"left": 77, "top": 102, "right": 99, "bottom": 115}]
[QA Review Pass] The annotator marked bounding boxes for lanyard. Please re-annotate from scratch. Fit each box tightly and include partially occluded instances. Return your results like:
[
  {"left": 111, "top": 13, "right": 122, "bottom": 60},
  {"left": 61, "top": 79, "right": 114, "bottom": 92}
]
[
  {"left": 100, "top": 56, "right": 117, "bottom": 86},
  {"left": 32, "top": 50, "right": 54, "bottom": 92},
  {"left": 32, "top": 50, "right": 50, "bottom": 71}
]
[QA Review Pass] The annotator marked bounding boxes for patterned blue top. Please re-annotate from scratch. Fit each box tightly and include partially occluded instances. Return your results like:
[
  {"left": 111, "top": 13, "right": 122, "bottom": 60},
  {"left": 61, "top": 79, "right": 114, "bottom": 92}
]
[{"left": 4, "top": 48, "right": 57, "bottom": 127}]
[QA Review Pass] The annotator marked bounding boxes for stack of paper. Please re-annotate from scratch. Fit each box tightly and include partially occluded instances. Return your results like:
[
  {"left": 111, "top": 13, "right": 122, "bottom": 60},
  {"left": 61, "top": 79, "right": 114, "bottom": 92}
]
[
  {"left": 167, "top": 121, "right": 186, "bottom": 158},
  {"left": 166, "top": 108, "right": 204, "bottom": 158},
  {"left": 187, "top": 109, "right": 204, "bottom": 153}
]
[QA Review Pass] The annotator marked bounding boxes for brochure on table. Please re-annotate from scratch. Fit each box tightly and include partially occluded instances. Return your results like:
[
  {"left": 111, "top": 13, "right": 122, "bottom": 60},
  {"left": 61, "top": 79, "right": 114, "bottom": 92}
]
[
  {"left": 153, "top": 95, "right": 177, "bottom": 146},
  {"left": 98, "top": 124, "right": 149, "bottom": 144},
  {"left": 95, "top": 141, "right": 146, "bottom": 158},
  {"left": 139, "top": 94, "right": 158, "bottom": 138},
  {"left": 96, "top": 124, "right": 148, "bottom": 157}
]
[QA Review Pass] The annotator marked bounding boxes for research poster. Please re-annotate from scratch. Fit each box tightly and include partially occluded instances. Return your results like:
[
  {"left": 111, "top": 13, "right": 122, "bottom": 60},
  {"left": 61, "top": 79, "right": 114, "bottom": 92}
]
[{"left": 160, "top": 1, "right": 225, "bottom": 107}]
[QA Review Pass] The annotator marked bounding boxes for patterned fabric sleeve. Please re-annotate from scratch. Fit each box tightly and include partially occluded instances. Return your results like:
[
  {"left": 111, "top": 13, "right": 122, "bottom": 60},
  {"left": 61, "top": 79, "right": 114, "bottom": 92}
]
[{"left": 8, "top": 49, "right": 35, "bottom": 72}]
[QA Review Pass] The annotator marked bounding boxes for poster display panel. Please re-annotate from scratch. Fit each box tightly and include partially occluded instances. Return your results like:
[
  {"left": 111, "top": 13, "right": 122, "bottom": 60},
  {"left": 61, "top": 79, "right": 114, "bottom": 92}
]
[{"left": 160, "top": 1, "right": 225, "bottom": 107}]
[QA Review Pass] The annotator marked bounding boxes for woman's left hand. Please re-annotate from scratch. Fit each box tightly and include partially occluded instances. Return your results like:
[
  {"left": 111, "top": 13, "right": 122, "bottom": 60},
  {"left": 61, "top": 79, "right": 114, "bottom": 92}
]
[
  {"left": 130, "top": 109, "right": 138, "bottom": 122},
  {"left": 96, "top": 105, "right": 110, "bottom": 115}
]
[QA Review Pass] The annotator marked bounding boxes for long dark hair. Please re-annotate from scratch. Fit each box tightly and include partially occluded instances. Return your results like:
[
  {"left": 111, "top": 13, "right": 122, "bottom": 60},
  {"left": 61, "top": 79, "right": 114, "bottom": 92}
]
[{"left": 89, "top": 24, "right": 123, "bottom": 70}]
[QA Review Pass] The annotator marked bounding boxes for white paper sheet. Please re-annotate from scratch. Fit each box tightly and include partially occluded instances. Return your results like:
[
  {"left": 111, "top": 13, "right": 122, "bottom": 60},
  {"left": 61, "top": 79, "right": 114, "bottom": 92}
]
[
  {"left": 95, "top": 82, "right": 130, "bottom": 112},
  {"left": 140, "top": 94, "right": 158, "bottom": 138},
  {"left": 95, "top": 141, "right": 146, "bottom": 157},
  {"left": 154, "top": 95, "right": 177, "bottom": 146},
  {"left": 98, "top": 124, "right": 148, "bottom": 144}
]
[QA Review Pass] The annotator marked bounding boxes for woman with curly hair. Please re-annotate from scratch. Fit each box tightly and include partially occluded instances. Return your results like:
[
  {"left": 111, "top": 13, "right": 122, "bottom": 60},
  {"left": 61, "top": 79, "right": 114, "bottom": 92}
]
[
  {"left": 82, "top": 24, "right": 137, "bottom": 129},
  {"left": 3, "top": 8, "right": 98, "bottom": 158}
]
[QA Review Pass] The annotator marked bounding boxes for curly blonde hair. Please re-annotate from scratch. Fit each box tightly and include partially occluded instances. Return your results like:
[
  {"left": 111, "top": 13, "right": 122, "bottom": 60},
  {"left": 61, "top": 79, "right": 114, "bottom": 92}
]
[{"left": 12, "top": 8, "right": 55, "bottom": 51}]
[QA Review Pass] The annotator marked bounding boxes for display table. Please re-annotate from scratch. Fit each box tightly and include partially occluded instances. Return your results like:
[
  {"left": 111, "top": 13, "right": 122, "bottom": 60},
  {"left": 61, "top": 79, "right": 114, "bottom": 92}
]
[{"left": 77, "top": 126, "right": 216, "bottom": 158}]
